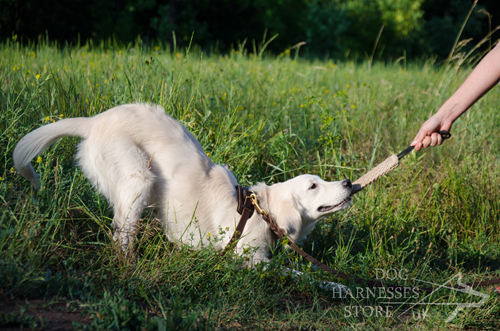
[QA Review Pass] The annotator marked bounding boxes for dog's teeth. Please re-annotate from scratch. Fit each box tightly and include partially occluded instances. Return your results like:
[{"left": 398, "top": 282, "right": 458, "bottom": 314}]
[{"left": 318, "top": 197, "right": 351, "bottom": 213}]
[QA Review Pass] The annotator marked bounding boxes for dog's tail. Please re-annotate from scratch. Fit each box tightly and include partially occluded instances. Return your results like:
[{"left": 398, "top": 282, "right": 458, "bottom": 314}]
[{"left": 13, "top": 117, "right": 92, "bottom": 189}]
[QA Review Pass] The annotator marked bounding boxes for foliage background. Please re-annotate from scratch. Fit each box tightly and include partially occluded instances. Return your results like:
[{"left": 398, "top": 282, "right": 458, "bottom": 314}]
[{"left": 1, "top": 0, "right": 499, "bottom": 59}]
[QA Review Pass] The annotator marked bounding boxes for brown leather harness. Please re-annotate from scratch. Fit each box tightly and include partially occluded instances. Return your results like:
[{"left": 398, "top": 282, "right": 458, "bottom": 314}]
[{"left": 223, "top": 186, "right": 500, "bottom": 293}]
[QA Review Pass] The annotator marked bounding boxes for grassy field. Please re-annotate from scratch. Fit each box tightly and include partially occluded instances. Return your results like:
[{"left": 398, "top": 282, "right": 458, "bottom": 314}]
[{"left": 1, "top": 38, "right": 499, "bottom": 330}]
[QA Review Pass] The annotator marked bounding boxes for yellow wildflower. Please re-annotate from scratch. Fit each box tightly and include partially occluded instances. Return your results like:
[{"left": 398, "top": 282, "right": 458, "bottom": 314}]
[
  {"left": 10, "top": 167, "right": 15, "bottom": 172},
  {"left": 217, "top": 265, "right": 221, "bottom": 270},
  {"left": 45, "top": 117, "right": 50, "bottom": 121},
  {"left": 37, "top": 157, "right": 42, "bottom": 163},
  {"left": 36, "top": 74, "right": 41, "bottom": 79}
]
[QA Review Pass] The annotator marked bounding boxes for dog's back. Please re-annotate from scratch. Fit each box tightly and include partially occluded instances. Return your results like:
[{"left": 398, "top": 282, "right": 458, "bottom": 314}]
[{"left": 13, "top": 104, "right": 238, "bottom": 248}]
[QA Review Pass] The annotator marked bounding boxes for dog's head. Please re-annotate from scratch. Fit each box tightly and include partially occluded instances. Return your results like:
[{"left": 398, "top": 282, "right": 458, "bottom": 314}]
[{"left": 251, "top": 174, "right": 351, "bottom": 242}]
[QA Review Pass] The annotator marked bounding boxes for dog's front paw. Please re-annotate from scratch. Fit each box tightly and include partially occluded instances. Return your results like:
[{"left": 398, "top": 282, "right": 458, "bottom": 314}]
[{"left": 113, "top": 225, "right": 136, "bottom": 251}]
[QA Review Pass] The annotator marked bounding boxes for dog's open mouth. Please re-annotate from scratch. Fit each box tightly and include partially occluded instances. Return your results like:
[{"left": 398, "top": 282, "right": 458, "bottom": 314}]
[{"left": 318, "top": 197, "right": 351, "bottom": 212}]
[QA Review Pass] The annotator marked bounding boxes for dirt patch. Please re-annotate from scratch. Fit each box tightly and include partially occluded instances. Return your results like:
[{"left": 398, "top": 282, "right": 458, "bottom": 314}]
[{"left": 0, "top": 299, "right": 91, "bottom": 331}]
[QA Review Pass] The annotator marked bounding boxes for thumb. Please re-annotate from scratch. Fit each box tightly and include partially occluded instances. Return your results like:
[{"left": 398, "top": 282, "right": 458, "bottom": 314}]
[{"left": 411, "top": 128, "right": 427, "bottom": 146}]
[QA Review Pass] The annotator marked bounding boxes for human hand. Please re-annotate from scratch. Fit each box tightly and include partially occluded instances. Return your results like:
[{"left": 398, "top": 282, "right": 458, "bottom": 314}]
[
  {"left": 411, "top": 114, "right": 453, "bottom": 151},
  {"left": 410, "top": 44, "right": 500, "bottom": 152}
]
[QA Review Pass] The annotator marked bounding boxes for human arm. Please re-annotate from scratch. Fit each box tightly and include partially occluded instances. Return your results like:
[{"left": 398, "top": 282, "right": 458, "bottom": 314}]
[{"left": 411, "top": 42, "right": 500, "bottom": 150}]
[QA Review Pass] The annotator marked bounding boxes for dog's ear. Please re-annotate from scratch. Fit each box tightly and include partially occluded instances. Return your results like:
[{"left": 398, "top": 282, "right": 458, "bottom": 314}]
[
  {"left": 273, "top": 201, "right": 302, "bottom": 238},
  {"left": 253, "top": 182, "right": 302, "bottom": 239},
  {"left": 250, "top": 182, "right": 270, "bottom": 211}
]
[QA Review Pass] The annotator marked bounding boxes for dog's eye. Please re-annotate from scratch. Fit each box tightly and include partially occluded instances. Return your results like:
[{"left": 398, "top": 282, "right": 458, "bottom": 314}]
[{"left": 309, "top": 183, "right": 317, "bottom": 190}]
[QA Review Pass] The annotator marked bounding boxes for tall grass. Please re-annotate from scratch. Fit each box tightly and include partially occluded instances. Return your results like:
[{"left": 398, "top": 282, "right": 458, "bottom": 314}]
[{"left": 1, "top": 38, "right": 499, "bottom": 329}]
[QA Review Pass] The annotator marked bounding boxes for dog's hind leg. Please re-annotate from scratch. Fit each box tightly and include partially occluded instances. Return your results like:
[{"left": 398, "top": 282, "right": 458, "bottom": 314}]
[
  {"left": 110, "top": 176, "right": 152, "bottom": 251},
  {"left": 77, "top": 139, "right": 154, "bottom": 251}
]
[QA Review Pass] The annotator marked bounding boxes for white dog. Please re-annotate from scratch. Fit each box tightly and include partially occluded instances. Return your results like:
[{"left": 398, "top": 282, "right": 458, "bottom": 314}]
[{"left": 14, "top": 104, "right": 352, "bottom": 264}]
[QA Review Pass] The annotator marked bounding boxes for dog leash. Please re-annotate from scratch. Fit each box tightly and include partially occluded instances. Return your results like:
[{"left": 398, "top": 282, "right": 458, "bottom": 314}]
[{"left": 224, "top": 131, "right": 500, "bottom": 291}]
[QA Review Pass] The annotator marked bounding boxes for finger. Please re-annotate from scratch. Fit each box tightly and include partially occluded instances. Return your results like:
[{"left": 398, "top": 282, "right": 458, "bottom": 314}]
[
  {"left": 412, "top": 120, "right": 438, "bottom": 146},
  {"left": 411, "top": 130, "right": 426, "bottom": 146},
  {"left": 436, "top": 134, "right": 443, "bottom": 146},
  {"left": 430, "top": 133, "right": 438, "bottom": 147},
  {"left": 414, "top": 142, "right": 422, "bottom": 151},
  {"left": 422, "top": 136, "right": 431, "bottom": 149},
  {"left": 411, "top": 125, "right": 430, "bottom": 146}
]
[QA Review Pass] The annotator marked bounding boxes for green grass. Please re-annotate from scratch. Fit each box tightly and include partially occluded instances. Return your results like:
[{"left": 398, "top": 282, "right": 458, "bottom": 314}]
[{"left": 1, "top": 38, "right": 499, "bottom": 330}]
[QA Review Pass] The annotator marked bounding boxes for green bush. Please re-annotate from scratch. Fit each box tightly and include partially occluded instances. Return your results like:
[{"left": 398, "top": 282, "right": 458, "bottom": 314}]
[{"left": 1, "top": 0, "right": 499, "bottom": 59}]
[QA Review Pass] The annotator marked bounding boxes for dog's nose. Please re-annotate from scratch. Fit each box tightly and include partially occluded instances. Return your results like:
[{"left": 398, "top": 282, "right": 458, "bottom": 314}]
[{"left": 342, "top": 179, "right": 352, "bottom": 188}]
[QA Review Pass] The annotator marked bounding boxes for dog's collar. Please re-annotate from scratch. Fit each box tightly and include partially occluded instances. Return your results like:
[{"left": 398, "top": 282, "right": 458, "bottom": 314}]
[
  {"left": 220, "top": 186, "right": 254, "bottom": 253},
  {"left": 236, "top": 186, "right": 254, "bottom": 216},
  {"left": 222, "top": 186, "right": 282, "bottom": 256},
  {"left": 237, "top": 186, "right": 270, "bottom": 219}
]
